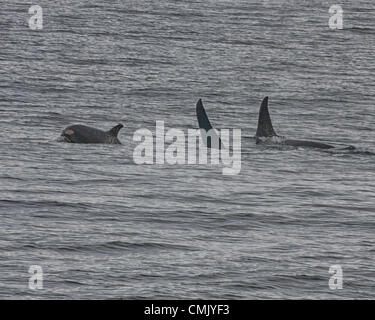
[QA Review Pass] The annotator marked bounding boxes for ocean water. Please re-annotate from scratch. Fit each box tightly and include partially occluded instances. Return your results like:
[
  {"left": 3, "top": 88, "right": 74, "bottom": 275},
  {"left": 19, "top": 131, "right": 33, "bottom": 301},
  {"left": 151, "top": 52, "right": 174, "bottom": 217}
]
[{"left": 0, "top": 0, "right": 374, "bottom": 299}]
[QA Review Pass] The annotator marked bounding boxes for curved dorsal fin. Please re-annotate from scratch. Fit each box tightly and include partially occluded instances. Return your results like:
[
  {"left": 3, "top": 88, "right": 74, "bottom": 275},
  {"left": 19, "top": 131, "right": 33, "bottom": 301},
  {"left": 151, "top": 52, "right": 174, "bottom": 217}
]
[
  {"left": 196, "top": 99, "right": 223, "bottom": 149},
  {"left": 196, "top": 99, "right": 213, "bottom": 131},
  {"left": 108, "top": 124, "right": 124, "bottom": 137},
  {"left": 255, "top": 97, "right": 277, "bottom": 137}
]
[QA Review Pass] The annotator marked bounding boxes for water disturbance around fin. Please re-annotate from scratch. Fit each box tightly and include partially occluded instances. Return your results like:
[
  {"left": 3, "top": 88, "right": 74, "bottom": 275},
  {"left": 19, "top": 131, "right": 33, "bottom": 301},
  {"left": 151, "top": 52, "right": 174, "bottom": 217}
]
[
  {"left": 255, "top": 97, "right": 278, "bottom": 138},
  {"left": 108, "top": 124, "right": 124, "bottom": 137},
  {"left": 196, "top": 99, "right": 223, "bottom": 149}
]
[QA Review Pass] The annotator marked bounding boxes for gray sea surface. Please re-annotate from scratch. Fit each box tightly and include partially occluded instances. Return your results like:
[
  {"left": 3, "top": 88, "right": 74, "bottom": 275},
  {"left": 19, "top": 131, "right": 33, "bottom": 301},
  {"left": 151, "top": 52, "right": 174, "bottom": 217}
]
[{"left": 0, "top": 0, "right": 374, "bottom": 299}]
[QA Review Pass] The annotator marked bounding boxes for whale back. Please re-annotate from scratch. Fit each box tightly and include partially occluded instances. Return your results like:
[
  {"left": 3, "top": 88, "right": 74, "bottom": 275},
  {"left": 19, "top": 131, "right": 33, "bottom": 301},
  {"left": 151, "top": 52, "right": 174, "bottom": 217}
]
[
  {"left": 284, "top": 139, "right": 334, "bottom": 149},
  {"left": 61, "top": 124, "right": 123, "bottom": 144},
  {"left": 255, "top": 97, "right": 278, "bottom": 138}
]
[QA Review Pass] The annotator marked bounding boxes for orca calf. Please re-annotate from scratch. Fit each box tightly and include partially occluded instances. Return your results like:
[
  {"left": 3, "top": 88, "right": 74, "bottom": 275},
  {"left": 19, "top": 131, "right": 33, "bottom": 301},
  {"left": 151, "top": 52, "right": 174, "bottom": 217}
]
[
  {"left": 255, "top": 97, "right": 354, "bottom": 150},
  {"left": 58, "top": 124, "right": 123, "bottom": 144}
]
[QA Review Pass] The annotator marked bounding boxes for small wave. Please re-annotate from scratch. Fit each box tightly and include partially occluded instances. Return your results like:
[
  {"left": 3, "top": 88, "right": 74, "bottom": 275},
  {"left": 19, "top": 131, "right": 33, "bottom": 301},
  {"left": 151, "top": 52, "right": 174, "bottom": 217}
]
[
  {"left": 0, "top": 199, "right": 91, "bottom": 210},
  {"left": 346, "top": 27, "right": 375, "bottom": 34},
  {"left": 53, "top": 241, "right": 196, "bottom": 254}
]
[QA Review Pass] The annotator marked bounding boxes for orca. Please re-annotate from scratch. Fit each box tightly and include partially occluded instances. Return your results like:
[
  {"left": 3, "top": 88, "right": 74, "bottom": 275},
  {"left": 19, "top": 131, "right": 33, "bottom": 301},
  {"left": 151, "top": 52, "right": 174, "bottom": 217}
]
[
  {"left": 58, "top": 124, "right": 123, "bottom": 144},
  {"left": 255, "top": 97, "right": 354, "bottom": 150},
  {"left": 196, "top": 97, "right": 354, "bottom": 151}
]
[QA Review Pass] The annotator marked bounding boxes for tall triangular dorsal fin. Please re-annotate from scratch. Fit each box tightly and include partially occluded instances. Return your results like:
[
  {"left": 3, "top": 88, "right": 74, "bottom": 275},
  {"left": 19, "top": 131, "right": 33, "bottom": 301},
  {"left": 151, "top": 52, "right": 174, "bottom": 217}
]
[
  {"left": 196, "top": 99, "right": 213, "bottom": 131},
  {"left": 255, "top": 97, "right": 277, "bottom": 137},
  {"left": 108, "top": 124, "right": 123, "bottom": 137},
  {"left": 196, "top": 99, "right": 223, "bottom": 149}
]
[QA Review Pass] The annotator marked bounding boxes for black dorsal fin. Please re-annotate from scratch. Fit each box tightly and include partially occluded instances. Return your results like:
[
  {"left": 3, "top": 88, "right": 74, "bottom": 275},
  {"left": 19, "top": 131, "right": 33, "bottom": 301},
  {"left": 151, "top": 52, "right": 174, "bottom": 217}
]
[
  {"left": 196, "top": 99, "right": 213, "bottom": 131},
  {"left": 255, "top": 97, "right": 277, "bottom": 137},
  {"left": 196, "top": 99, "right": 223, "bottom": 149},
  {"left": 108, "top": 124, "right": 124, "bottom": 137}
]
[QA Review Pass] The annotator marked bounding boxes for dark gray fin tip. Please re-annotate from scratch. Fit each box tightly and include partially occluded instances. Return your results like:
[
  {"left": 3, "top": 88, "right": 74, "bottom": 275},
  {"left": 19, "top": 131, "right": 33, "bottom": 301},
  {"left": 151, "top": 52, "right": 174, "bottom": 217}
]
[
  {"left": 109, "top": 124, "right": 124, "bottom": 137},
  {"left": 255, "top": 96, "right": 278, "bottom": 138}
]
